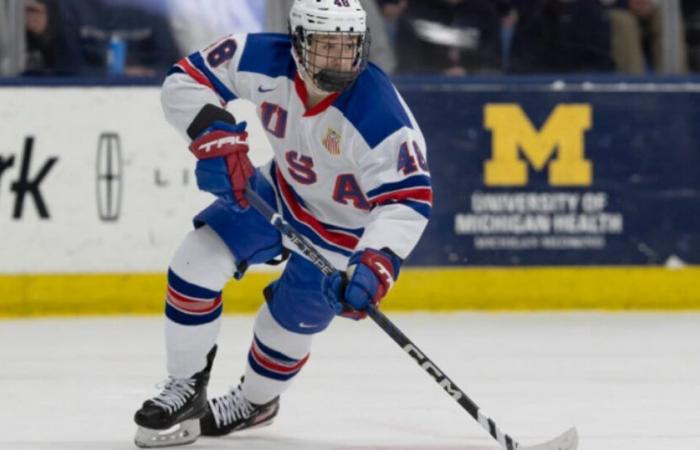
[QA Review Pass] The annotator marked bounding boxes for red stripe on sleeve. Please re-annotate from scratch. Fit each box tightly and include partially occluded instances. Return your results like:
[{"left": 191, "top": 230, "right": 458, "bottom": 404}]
[
  {"left": 178, "top": 57, "right": 217, "bottom": 93},
  {"left": 371, "top": 187, "right": 433, "bottom": 206}
]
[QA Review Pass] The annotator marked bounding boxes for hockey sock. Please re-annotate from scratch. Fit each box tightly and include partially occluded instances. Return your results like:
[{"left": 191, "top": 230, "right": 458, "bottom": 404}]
[
  {"left": 242, "top": 303, "right": 312, "bottom": 404},
  {"left": 165, "top": 226, "right": 236, "bottom": 378}
]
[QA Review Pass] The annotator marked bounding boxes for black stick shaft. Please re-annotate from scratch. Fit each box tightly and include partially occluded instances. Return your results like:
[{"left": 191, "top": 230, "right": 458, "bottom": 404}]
[{"left": 245, "top": 187, "right": 519, "bottom": 450}]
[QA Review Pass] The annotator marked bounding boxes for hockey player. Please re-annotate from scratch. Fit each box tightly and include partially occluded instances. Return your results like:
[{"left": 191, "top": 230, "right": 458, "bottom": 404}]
[{"left": 133, "top": 0, "right": 432, "bottom": 447}]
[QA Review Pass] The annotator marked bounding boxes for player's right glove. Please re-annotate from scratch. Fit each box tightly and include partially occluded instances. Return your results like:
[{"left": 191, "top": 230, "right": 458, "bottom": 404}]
[
  {"left": 322, "top": 247, "right": 402, "bottom": 320},
  {"left": 190, "top": 121, "right": 254, "bottom": 208}
]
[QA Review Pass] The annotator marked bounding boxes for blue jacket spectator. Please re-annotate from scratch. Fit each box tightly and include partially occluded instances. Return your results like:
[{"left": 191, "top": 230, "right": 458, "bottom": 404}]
[{"left": 57, "top": 0, "right": 178, "bottom": 77}]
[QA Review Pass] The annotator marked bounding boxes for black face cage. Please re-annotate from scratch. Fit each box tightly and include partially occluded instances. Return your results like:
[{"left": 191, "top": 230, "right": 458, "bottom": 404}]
[{"left": 292, "top": 26, "right": 371, "bottom": 93}]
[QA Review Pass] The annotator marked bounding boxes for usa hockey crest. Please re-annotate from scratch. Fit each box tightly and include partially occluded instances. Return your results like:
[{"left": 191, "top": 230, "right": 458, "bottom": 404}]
[{"left": 322, "top": 128, "right": 341, "bottom": 155}]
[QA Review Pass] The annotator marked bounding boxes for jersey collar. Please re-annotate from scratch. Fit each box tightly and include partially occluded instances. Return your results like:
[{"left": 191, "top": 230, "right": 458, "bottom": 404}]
[{"left": 294, "top": 73, "right": 340, "bottom": 117}]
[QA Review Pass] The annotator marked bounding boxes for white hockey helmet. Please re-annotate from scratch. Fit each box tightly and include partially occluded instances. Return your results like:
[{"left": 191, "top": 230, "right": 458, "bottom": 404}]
[{"left": 289, "top": 0, "right": 371, "bottom": 93}]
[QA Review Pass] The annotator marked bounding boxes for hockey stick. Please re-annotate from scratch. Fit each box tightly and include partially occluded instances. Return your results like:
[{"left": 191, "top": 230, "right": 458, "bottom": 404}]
[{"left": 245, "top": 186, "right": 578, "bottom": 450}]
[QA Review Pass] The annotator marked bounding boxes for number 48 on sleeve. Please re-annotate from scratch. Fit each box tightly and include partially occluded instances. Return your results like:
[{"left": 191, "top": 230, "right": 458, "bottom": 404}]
[{"left": 397, "top": 141, "right": 428, "bottom": 175}]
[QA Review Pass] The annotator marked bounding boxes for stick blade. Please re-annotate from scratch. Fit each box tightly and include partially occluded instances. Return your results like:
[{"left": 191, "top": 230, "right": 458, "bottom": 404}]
[{"left": 518, "top": 427, "right": 578, "bottom": 450}]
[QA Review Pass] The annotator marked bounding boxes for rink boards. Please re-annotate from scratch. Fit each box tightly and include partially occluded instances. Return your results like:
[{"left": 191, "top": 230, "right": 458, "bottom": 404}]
[
  {"left": 0, "top": 79, "right": 699, "bottom": 316},
  {"left": 1, "top": 266, "right": 699, "bottom": 316}
]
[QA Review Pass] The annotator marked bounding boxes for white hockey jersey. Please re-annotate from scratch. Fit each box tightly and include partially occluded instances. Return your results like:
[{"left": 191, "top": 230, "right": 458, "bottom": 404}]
[{"left": 162, "top": 33, "right": 432, "bottom": 269}]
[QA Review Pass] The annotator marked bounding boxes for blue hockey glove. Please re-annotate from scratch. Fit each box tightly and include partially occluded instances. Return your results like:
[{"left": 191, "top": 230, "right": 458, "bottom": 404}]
[
  {"left": 322, "top": 248, "right": 402, "bottom": 320},
  {"left": 191, "top": 121, "right": 253, "bottom": 208}
]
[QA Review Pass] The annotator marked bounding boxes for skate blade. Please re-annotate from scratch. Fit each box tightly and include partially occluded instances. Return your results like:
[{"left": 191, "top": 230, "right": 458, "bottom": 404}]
[{"left": 134, "top": 419, "right": 201, "bottom": 448}]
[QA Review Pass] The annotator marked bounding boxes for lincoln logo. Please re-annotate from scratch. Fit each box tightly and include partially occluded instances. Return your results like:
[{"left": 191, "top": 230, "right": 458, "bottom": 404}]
[{"left": 96, "top": 133, "right": 123, "bottom": 222}]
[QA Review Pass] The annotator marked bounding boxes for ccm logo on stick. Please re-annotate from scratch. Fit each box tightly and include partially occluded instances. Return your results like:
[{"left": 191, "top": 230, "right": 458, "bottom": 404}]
[{"left": 403, "top": 344, "right": 462, "bottom": 401}]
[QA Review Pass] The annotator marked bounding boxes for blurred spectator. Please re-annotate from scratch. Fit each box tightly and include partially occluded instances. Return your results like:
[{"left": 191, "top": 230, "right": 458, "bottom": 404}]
[
  {"left": 167, "top": 0, "right": 266, "bottom": 57},
  {"left": 684, "top": 0, "right": 700, "bottom": 71},
  {"left": 510, "top": 0, "right": 615, "bottom": 73},
  {"left": 607, "top": 0, "right": 687, "bottom": 74},
  {"left": 24, "top": 0, "right": 81, "bottom": 75},
  {"left": 57, "top": 0, "right": 178, "bottom": 77},
  {"left": 0, "top": 0, "right": 25, "bottom": 75},
  {"left": 377, "top": 0, "right": 408, "bottom": 44},
  {"left": 492, "top": 0, "right": 518, "bottom": 71},
  {"left": 103, "top": 0, "right": 167, "bottom": 15},
  {"left": 394, "top": 0, "right": 501, "bottom": 76},
  {"left": 266, "top": 0, "right": 397, "bottom": 74}
]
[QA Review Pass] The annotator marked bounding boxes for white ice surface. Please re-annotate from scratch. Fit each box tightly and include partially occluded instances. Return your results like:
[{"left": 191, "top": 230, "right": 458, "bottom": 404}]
[{"left": 1, "top": 312, "right": 699, "bottom": 450}]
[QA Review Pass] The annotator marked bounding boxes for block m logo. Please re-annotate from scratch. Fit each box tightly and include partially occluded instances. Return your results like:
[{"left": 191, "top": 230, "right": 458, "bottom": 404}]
[{"left": 484, "top": 104, "right": 592, "bottom": 186}]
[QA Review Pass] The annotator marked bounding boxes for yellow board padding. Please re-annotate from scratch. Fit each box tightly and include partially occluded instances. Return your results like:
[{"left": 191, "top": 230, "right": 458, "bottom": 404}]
[
  {"left": 0, "top": 272, "right": 277, "bottom": 317},
  {"left": 391, "top": 266, "right": 700, "bottom": 310},
  {"left": 1, "top": 266, "right": 699, "bottom": 317}
]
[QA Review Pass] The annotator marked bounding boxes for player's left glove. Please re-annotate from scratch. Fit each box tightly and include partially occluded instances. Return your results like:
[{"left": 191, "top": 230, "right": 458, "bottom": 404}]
[
  {"left": 190, "top": 121, "right": 254, "bottom": 209},
  {"left": 322, "top": 248, "right": 402, "bottom": 320}
]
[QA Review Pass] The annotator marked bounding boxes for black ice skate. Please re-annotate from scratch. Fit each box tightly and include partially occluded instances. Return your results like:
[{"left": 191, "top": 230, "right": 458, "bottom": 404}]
[
  {"left": 200, "top": 381, "right": 279, "bottom": 436},
  {"left": 133, "top": 346, "right": 217, "bottom": 448}
]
